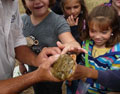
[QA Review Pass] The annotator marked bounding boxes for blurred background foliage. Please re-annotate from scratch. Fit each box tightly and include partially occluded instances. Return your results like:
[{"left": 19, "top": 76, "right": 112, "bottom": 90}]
[{"left": 19, "top": 0, "right": 109, "bottom": 14}]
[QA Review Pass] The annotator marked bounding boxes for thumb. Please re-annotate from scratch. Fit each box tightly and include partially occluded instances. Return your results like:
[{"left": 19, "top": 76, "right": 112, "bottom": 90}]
[
  {"left": 46, "top": 54, "right": 60, "bottom": 67},
  {"left": 57, "top": 41, "right": 65, "bottom": 50}
]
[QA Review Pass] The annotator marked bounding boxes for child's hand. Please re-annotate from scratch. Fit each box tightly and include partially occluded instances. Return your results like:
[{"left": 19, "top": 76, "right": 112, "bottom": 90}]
[
  {"left": 57, "top": 41, "right": 87, "bottom": 54},
  {"left": 67, "top": 15, "right": 79, "bottom": 26}
]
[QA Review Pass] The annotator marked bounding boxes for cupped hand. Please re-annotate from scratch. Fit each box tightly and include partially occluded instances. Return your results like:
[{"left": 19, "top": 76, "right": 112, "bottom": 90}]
[{"left": 34, "top": 54, "right": 62, "bottom": 82}]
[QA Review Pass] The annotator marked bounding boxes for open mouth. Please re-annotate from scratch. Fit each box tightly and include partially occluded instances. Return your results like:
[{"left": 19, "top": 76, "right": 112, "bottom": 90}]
[{"left": 34, "top": 5, "right": 43, "bottom": 9}]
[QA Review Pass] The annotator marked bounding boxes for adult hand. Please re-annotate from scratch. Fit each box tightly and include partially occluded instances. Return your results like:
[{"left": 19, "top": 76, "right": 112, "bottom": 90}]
[
  {"left": 69, "top": 64, "right": 98, "bottom": 81},
  {"left": 57, "top": 41, "right": 87, "bottom": 54},
  {"left": 35, "top": 47, "right": 61, "bottom": 66},
  {"left": 34, "top": 54, "right": 61, "bottom": 82},
  {"left": 0, "top": 53, "right": 61, "bottom": 94},
  {"left": 67, "top": 15, "right": 79, "bottom": 26}
]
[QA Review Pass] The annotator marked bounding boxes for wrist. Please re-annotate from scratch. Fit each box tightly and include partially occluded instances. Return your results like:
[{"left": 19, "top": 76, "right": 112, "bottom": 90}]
[
  {"left": 31, "top": 55, "right": 39, "bottom": 67},
  {"left": 87, "top": 68, "right": 98, "bottom": 79},
  {"left": 31, "top": 69, "right": 42, "bottom": 83}
]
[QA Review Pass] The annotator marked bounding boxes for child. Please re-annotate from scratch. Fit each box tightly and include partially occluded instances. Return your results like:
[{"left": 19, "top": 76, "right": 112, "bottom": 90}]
[
  {"left": 61, "top": 0, "right": 88, "bottom": 44},
  {"left": 60, "top": 0, "right": 88, "bottom": 93},
  {"left": 71, "top": 5, "right": 120, "bottom": 93},
  {"left": 20, "top": 0, "right": 86, "bottom": 94}
]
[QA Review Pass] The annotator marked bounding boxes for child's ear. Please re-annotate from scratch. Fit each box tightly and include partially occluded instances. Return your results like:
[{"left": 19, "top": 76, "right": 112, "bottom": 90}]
[{"left": 111, "top": 33, "right": 113, "bottom": 36}]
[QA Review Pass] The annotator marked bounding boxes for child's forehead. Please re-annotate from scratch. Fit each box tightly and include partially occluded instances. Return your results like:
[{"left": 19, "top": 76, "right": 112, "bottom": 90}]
[{"left": 89, "top": 17, "right": 111, "bottom": 30}]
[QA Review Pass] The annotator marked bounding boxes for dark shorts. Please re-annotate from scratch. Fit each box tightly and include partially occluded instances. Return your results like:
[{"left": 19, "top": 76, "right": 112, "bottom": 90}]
[{"left": 28, "top": 66, "right": 63, "bottom": 94}]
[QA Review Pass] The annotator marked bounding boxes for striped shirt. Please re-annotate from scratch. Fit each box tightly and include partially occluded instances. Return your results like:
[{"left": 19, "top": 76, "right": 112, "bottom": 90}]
[{"left": 80, "top": 40, "right": 120, "bottom": 93}]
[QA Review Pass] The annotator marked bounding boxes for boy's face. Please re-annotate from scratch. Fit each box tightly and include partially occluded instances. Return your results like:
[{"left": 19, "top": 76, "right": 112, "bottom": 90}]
[
  {"left": 112, "top": 0, "right": 120, "bottom": 8},
  {"left": 25, "top": 0, "right": 49, "bottom": 17},
  {"left": 63, "top": 0, "right": 81, "bottom": 19}
]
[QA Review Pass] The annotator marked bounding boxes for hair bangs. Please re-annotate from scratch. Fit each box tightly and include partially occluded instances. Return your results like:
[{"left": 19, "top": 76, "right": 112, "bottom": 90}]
[{"left": 89, "top": 17, "right": 111, "bottom": 31}]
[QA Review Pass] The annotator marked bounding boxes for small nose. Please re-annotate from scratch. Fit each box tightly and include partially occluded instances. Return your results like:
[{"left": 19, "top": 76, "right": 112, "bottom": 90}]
[
  {"left": 71, "top": 8, "right": 75, "bottom": 14},
  {"left": 95, "top": 33, "right": 101, "bottom": 38}
]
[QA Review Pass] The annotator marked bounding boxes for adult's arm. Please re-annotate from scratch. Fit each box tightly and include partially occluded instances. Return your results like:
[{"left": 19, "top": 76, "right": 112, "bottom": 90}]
[
  {"left": 0, "top": 71, "right": 37, "bottom": 94},
  {"left": 97, "top": 70, "right": 120, "bottom": 91},
  {"left": 70, "top": 65, "right": 120, "bottom": 90},
  {"left": 15, "top": 45, "right": 38, "bottom": 66},
  {"left": 15, "top": 46, "right": 61, "bottom": 67},
  {"left": 0, "top": 51, "right": 60, "bottom": 94}
]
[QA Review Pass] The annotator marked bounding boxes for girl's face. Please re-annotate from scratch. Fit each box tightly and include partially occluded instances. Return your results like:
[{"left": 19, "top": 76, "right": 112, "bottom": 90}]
[
  {"left": 63, "top": 0, "right": 81, "bottom": 19},
  {"left": 25, "top": 0, "right": 49, "bottom": 17},
  {"left": 89, "top": 21, "right": 112, "bottom": 48}
]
